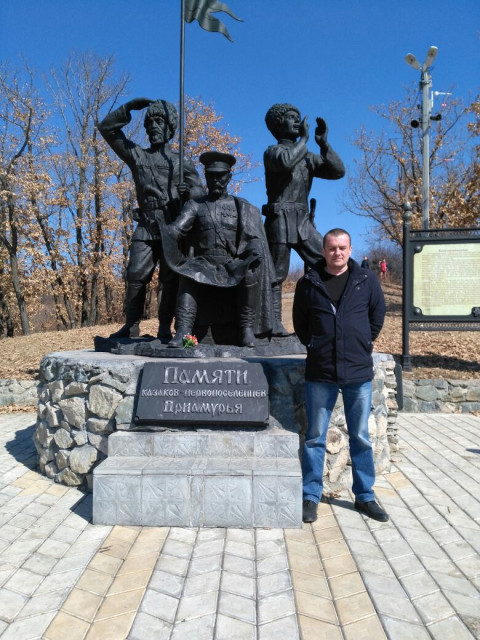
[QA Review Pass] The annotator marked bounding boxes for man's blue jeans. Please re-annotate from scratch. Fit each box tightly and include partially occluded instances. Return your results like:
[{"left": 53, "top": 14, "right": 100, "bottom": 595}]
[{"left": 302, "top": 380, "right": 375, "bottom": 504}]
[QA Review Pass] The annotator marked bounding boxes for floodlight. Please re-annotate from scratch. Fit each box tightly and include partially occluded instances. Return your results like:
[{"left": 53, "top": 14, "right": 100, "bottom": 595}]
[
  {"left": 405, "top": 53, "right": 421, "bottom": 70},
  {"left": 425, "top": 46, "right": 438, "bottom": 67}
]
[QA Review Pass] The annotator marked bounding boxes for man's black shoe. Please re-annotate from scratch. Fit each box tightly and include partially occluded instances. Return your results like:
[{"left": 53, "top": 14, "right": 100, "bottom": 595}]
[
  {"left": 355, "top": 500, "right": 389, "bottom": 522},
  {"left": 302, "top": 500, "right": 318, "bottom": 523}
]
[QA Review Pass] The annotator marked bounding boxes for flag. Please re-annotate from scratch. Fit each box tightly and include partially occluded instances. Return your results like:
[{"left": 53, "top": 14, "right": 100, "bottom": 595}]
[{"left": 184, "top": 0, "right": 242, "bottom": 42}]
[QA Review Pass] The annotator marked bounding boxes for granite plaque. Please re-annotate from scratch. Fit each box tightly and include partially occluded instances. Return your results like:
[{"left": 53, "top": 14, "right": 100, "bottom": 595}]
[{"left": 135, "top": 361, "right": 269, "bottom": 426}]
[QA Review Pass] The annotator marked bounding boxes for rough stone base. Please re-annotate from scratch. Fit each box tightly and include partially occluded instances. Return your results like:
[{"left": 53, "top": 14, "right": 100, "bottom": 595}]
[
  {"left": 0, "top": 379, "right": 37, "bottom": 407},
  {"left": 35, "top": 351, "right": 396, "bottom": 496},
  {"left": 402, "top": 378, "right": 480, "bottom": 413},
  {"left": 93, "top": 427, "right": 302, "bottom": 528}
]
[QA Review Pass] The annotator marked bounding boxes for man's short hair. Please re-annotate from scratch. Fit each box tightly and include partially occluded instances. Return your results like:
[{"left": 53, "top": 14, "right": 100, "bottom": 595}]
[
  {"left": 144, "top": 100, "right": 178, "bottom": 140},
  {"left": 323, "top": 228, "right": 352, "bottom": 247},
  {"left": 265, "top": 103, "right": 300, "bottom": 139}
]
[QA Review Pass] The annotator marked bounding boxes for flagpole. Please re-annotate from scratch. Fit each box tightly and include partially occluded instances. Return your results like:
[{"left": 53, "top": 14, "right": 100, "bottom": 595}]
[{"left": 179, "top": 0, "right": 186, "bottom": 184}]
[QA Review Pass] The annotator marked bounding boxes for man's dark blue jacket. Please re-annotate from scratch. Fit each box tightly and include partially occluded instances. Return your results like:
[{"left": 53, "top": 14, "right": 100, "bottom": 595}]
[{"left": 293, "top": 258, "right": 386, "bottom": 384}]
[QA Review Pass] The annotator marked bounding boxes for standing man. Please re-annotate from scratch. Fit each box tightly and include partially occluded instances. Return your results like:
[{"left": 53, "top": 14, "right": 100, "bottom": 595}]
[
  {"left": 98, "top": 98, "right": 204, "bottom": 341},
  {"left": 263, "top": 104, "right": 345, "bottom": 335},
  {"left": 293, "top": 228, "right": 388, "bottom": 523}
]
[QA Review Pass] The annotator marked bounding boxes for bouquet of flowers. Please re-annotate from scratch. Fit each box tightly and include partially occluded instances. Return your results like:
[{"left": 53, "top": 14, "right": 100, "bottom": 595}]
[{"left": 182, "top": 334, "right": 198, "bottom": 348}]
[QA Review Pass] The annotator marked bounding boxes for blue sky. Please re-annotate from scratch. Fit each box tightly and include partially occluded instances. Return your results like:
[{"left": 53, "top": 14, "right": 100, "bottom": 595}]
[{"left": 1, "top": 0, "right": 479, "bottom": 265}]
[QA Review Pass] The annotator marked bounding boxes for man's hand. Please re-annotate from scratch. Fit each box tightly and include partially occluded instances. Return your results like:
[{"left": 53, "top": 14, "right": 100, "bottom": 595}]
[
  {"left": 315, "top": 117, "right": 328, "bottom": 149},
  {"left": 177, "top": 182, "right": 190, "bottom": 200},
  {"left": 299, "top": 116, "right": 310, "bottom": 141},
  {"left": 125, "top": 98, "right": 154, "bottom": 112}
]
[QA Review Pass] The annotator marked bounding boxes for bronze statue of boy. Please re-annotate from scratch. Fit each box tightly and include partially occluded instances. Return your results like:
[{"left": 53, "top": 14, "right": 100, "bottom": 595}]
[{"left": 263, "top": 104, "right": 345, "bottom": 335}]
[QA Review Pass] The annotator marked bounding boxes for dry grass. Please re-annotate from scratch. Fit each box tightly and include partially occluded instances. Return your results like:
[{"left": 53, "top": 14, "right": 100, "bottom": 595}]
[{"left": 0, "top": 282, "right": 478, "bottom": 381}]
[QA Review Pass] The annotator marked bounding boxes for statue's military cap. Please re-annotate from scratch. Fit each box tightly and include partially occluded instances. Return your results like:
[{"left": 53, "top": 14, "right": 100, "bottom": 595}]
[{"left": 200, "top": 151, "right": 236, "bottom": 172}]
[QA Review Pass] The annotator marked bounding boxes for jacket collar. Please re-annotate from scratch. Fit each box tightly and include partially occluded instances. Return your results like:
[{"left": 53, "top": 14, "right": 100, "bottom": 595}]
[{"left": 305, "top": 258, "right": 365, "bottom": 286}]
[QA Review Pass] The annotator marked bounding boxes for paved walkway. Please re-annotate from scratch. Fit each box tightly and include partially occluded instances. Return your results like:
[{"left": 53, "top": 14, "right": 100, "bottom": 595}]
[{"left": 0, "top": 411, "right": 479, "bottom": 639}]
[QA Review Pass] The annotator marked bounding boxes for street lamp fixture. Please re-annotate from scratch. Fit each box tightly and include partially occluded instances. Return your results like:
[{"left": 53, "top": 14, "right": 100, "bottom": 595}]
[{"left": 405, "top": 46, "right": 439, "bottom": 230}]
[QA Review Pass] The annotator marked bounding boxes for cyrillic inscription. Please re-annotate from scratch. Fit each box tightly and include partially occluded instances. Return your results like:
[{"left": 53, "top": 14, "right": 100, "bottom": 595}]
[{"left": 135, "top": 361, "right": 269, "bottom": 426}]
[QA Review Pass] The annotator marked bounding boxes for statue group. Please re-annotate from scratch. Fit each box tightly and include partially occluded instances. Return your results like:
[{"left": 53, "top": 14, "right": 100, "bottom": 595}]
[{"left": 98, "top": 98, "right": 345, "bottom": 349}]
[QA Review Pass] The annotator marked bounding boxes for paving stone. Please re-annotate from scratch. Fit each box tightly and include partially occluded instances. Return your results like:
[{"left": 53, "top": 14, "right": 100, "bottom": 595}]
[
  {"left": 1, "top": 610, "right": 57, "bottom": 640},
  {"left": 155, "top": 554, "right": 190, "bottom": 577},
  {"left": 258, "top": 589, "right": 296, "bottom": 624},
  {"left": 188, "top": 554, "right": 222, "bottom": 576},
  {"left": 380, "top": 616, "right": 431, "bottom": 640},
  {"left": 148, "top": 570, "right": 185, "bottom": 597},
  {"left": 442, "top": 540, "right": 477, "bottom": 561},
  {"left": 183, "top": 569, "right": 221, "bottom": 596},
  {"left": 428, "top": 615, "right": 476, "bottom": 640},
  {"left": 221, "top": 571, "right": 255, "bottom": 599},
  {"left": 129, "top": 611, "right": 172, "bottom": 640},
  {"left": 257, "top": 570, "right": 292, "bottom": 597},
  {"left": 0, "top": 587, "right": 28, "bottom": 622},
  {"left": 374, "top": 592, "right": 422, "bottom": 623},
  {"left": 226, "top": 529, "right": 255, "bottom": 544},
  {"left": 361, "top": 571, "right": 411, "bottom": 599},
  {"left": 257, "top": 552, "right": 289, "bottom": 576},
  {"left": 415, "top": 591, "right": 456, "bottom": 624},
  {"left": 170, "top": 613, "right": 215, "bottom": 640},
  {"left": 84, "top": 610, "right": 136, "bottom": 640},
  {"left": 222, "top": 554, "right": 254, "bottom": 577},
  {"left": 342, "top": 615, "right": 387, "bottom": 640},
  {"left": 43, "top": 610, "right": 90, "bottom": 640},
  {"left": 62, "top": 587, "right": 102, "bottom": 622},
  {"left": 224, "top": 540, "right": 255, "bottom": 560},
  {"left": 218, "top": 591, "right": 256, "bottom": 623},
  {"left": 176, "top": 590, "right": 217, "bottom": 622},
  {"left": 35, "top": 568, "right": 84, "bottom": 596},
  {"left": 444, "top": 589, "right": 480, "bottom": 620},
  {"left": 95, "top": 588, "right": 144, "bottom": 621},
  {"left": 107, "top": 569, "right": 152, "bottom": 595},
  {"left": 400, "top": 571, "right": 440, "bottom": 599},
  {"left": 17, "top": 588, "right": 69, "bottom": 619},
  {"left": 192, "top": 537, "right": 225, "bottom": 558},
  {"left": 297, "top": 615, "right": 340, "bottom": 640},
  {"left": 216, "top": 613, "right": 255, "bottom": 639},
  {"left": 296, "top": 589, "right": 337, "bottom": 623},
  {"left": 429, "top": 571, "right": 479, "bottom": 597}
]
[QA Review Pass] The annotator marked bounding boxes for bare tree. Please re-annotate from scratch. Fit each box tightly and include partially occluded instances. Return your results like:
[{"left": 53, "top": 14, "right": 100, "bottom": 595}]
[
  {"left": 47, "top": 51, "right": 130, "bottom": 326},
  {"left": 0, "top": 63, "right": 45, "bottom": 335},
  {"left": 343, "top": 85, "right": 479, "bottom": 246}
]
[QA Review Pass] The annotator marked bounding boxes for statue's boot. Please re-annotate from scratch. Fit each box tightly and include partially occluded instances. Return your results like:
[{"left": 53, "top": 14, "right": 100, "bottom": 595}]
[
  {"left": 109, "top": 282, "right": 145, "bottom": 339},
  {"left": 271, "top": 283, "right": 289, "bottom": 337},
  {"left": 157, "top": 277, "right": 178, "bottom": 342},
  {"left": 167, "top": 285, "right": 197, "bottom": 348},
  {"left": 238, "top": 282, "right": 257, "bottom": 348}
]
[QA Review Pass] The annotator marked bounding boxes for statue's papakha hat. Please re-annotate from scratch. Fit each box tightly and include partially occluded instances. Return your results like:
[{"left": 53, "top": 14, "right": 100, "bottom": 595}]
[{"left": 200, "top": 151, "right": 236, "bottom": 172}]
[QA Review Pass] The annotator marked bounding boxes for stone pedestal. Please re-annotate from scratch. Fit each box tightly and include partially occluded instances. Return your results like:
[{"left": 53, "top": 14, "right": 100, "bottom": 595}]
[
  {"left": 34, "top": 351, "right": 397, "bottom": 524},
  {"left": 93, "top": 425, "right": 302, "bottom": 528}
]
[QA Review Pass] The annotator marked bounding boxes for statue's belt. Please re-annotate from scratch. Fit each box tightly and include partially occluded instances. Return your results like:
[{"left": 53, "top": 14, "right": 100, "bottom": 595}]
[{"left": 262, "top": 203, "right": 309, "bottom": 216}]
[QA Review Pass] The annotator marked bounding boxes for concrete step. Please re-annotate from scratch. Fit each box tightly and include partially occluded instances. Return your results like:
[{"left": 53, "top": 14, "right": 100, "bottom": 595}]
[
  {"left": 107, "top": 428, "right": 300, "bottom": 460},
  {"left": 93, "top": 454, "right": 302, "bottom": 528}
]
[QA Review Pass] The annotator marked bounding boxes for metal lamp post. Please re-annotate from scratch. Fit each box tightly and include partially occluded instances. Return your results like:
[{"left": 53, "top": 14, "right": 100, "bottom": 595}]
[{"left": 405, "top": 46, "right": 438, "bottom": 230}]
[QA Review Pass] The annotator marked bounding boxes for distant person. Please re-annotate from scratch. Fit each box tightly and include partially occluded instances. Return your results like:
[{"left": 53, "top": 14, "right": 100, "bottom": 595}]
[
  {"left": 293, "top": 228, "right": 388, "bottom": 524},
  {"left": 380, "top": 258, "right": 387, "bottom": 281},
  {"left": 361, "top": 256, "right": 370, "bottom": 269}
]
